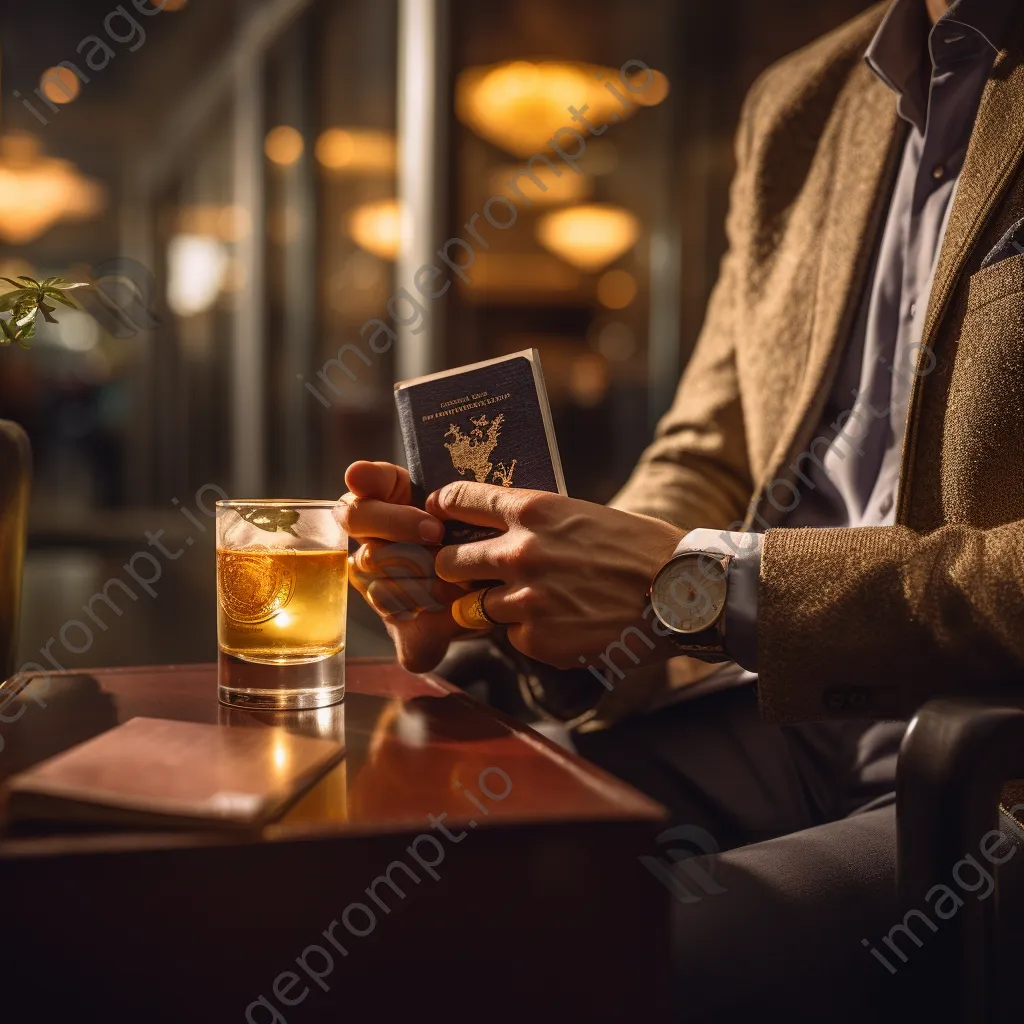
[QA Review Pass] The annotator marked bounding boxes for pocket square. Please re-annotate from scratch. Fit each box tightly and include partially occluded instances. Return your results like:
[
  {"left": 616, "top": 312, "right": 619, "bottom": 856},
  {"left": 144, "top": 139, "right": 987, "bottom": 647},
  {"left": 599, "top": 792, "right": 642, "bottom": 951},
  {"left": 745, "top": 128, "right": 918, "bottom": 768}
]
[{"left": 981, "top": 215, "right": 1024, "bottom": 268}]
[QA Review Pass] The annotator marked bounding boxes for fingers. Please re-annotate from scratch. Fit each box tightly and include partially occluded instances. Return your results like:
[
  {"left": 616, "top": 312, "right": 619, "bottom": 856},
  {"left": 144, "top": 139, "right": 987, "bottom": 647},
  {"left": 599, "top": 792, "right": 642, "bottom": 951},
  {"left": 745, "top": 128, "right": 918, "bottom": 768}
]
[
  {"left": 335, "top": 461, "right": 443, "bottom": 543},
  {"left": 425, "top": 480, "right": 529, "bottom": 530},
  {"left": 344, "top": 461, "right": 412, "bottom": 503},
  {"left": 433, "top": 537, "right": 508, "bottom": 584},
  {"left": 350, "top": 539, "right": 434, "bottom": 578},
  {"left": 350, "top": 541, "right": 465, "bottom": 620},
  {"left": 336, "top": 495, "right": 444, "bottom": 544},
  {"left": 451, "top": 584, "right": 519, "bottom": 628},
  {"left": 389, "top": 609, "right": 465, "bottom": 674}
]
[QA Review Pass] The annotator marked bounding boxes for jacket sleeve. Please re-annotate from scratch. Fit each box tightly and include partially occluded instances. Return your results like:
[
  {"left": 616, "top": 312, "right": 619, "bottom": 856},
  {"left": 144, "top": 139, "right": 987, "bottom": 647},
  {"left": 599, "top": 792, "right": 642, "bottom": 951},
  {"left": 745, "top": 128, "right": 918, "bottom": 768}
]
[
  {"left": 757, "top": 521, "right": 1024, "bottom": 724},
  {"left": 609, "top": 84, "right": 761, "bottom": 533}
]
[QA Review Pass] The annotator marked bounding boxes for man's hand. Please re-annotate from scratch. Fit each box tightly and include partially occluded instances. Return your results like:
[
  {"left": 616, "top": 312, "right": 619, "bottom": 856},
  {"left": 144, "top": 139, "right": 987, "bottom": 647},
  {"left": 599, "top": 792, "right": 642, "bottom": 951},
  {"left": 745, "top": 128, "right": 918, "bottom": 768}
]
[
  {"left": 335, "top": 461, "right": 471, "bottom": 673},
  {"left": 427, "top": 482, "right": 685, "bottom": 671}
]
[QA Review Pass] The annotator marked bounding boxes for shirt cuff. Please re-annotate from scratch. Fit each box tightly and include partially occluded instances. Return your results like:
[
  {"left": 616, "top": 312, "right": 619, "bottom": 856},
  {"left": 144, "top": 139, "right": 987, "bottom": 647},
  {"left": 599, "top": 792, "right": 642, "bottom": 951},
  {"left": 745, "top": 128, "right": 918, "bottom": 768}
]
[{"left": 674, "top": 527, "right": 764, "bottom": 673}]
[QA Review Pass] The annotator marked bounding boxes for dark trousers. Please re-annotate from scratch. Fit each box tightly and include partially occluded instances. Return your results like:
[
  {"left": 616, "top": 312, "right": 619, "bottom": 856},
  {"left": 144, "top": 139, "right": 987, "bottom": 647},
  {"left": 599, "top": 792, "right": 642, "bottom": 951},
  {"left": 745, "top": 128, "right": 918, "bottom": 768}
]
[
  {"left": 572, "top": 685, "right": 917, "bottom": 1022},
  {"left": 439, "top": 645, "right": 931, "bottom": 1021}
]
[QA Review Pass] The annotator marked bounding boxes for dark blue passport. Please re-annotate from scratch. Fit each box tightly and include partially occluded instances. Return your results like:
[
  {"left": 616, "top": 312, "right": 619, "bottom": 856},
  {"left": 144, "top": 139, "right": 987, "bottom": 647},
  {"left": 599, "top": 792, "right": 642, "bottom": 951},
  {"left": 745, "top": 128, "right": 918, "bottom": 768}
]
[{"left": 395, "top": 349, "right": 566, "bottom": 543}]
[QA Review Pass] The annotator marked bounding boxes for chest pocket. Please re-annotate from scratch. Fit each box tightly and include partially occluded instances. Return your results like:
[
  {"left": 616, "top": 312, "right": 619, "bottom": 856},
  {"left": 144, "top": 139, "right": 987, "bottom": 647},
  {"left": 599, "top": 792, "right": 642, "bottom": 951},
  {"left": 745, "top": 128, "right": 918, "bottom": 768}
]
[{"left": 939, "top": 252, "right": 1024, "bottom": 525}]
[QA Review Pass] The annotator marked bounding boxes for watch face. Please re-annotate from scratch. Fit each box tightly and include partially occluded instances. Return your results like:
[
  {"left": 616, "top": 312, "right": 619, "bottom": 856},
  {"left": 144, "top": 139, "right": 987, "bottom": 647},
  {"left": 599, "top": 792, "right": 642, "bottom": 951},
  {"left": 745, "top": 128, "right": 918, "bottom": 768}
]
[{"left": 651, "top": 553, "right": 728, "bottom": 634}]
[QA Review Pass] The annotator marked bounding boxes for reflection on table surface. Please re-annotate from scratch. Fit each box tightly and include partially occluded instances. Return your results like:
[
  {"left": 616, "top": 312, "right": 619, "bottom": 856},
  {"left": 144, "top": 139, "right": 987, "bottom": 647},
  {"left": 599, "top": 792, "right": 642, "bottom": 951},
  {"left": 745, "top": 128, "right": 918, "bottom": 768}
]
[{"left": 0, "top": 660, "right": 662, "bottom": 844}]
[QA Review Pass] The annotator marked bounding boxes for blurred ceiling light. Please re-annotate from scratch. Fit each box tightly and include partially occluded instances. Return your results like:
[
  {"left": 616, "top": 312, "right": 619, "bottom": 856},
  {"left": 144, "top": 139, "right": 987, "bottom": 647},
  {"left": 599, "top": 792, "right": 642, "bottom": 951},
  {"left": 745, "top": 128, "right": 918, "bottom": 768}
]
[
  {"left": 462, "top": 253, "right": 580, "bottom": 302},
  {"left": 491, "top": 163, "right": 590, "bottom": 206},
  {"left": 596, "top": 268, "right": 637, "bottom": 309},
  {"left": 456, "top": 61, "right": 668, "bottom": 157},
  {"left": 316, "top": 128, "right": 396, "bottom": 174},
  {"left": 176, "top": 204, "right": 251, "bottom": 242},
  {"left": 0, "top": 133, "right": 104, "bottom": 244},
  {"left": 536, "top": 204, "right": 640, "bottom": 272},
  {"left": 630, "top": 69, "right": 670, "bottom": 106},
  {"left": 40, "top": 65, "right": 81, "bottom": 105},
  {"left": 162, "top": 0, "right": 189, "bottom": 10},
  {"left": 55, "top": 309, "right": 100, "bottom": 352},
  {"left": 265, "top": 125, "right": 303, "bottom": 167},
  {"left": 346, "top": 199, "right": 403, "bottom": 261},
  {"left": 569, "top": 353, "right": 610, "bottom": 407},
  {"left": 166, "top": 235, "right": 228, "bottom": 316}
]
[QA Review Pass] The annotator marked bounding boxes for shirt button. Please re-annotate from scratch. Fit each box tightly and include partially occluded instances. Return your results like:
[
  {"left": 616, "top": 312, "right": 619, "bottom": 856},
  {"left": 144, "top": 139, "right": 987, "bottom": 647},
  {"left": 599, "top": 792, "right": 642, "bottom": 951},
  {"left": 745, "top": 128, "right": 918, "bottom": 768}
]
[
  {"left": 932, "top": 164, "right": 945, "bottom": 181},
  {"left": 880, "top": 494, "right": 894, "bottom": 516},
  {"left": 909, "top": 301, "right": 917, "bottom": 318}
]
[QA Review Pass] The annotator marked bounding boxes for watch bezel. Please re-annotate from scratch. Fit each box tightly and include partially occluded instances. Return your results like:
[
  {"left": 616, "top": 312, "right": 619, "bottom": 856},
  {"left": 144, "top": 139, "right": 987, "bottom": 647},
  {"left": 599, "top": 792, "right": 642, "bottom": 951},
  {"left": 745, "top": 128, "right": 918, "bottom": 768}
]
[{"left": 648, "top": 550, "right": 730, "bottom": 637}]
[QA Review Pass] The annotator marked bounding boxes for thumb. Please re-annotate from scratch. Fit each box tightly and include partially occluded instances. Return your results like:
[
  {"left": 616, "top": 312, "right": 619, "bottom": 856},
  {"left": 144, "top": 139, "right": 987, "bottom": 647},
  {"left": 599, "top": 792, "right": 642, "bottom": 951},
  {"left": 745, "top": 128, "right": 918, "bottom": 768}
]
[{"left": 345, "top": 461, "right": 413, "bottom": 504}]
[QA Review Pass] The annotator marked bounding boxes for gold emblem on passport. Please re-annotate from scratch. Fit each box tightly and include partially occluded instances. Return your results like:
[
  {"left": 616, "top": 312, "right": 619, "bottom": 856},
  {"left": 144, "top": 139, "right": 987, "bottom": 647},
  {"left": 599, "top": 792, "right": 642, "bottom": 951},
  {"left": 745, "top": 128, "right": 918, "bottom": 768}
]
[
  {"left": 444, "top": 413, "right": 517, "bottom": 487},
  {"left": 217, "top": 552, "right": 296, "bottom": 623}
]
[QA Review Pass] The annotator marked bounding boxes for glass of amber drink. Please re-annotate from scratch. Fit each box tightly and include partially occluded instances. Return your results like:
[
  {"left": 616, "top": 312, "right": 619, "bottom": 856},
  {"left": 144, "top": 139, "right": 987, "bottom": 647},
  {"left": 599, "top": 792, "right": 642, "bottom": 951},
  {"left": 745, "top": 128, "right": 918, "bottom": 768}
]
[{"left": 216, "top": 500, "right": 348, "bottom": 710}]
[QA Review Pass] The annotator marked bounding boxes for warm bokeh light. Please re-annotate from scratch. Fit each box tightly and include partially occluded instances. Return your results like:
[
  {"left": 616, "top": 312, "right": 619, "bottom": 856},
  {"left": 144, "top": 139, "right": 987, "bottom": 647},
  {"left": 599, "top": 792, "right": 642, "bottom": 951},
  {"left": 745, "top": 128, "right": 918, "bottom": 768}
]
[
  {"left": 176, "top": 204, "right": 251, "bottom": 242},
  {"left": 166, "top": 235, "right": 228, "bottom": 316},
  {"left": 570, "top": 354, "right": 610, "bottom": 407},
  {"left": 264, "top": 125, "right": 304, "bottom": 167},
  {"left": 456, "top": 60, "right": 669, "bottom": 157},
  {"left": 490, "top": 162, "right": 590, "bottom": 206},
  {"left": 347, "top": 199, "right": 403, "bottom": 260},
  {"left": 462, "top": 253, "right": 581, "bottom": 302},
  {"left": 535, "top": 204, "right": 641, "bottom": 272},
  {"left": 162, "top": 0, "right": 190, "bottom": 10},
  {"left": 39, "top": 66, "right": 81, "bottom": 105},
  {"left": 629, "top": 69, "right": 670, "bottom": 106},
  {"left": 0, "top": 133, "right": 104, "bottom": 244},
  {"left": 315, "top": 128, "right": 396, "bottom": 174},
  {"left": 596, "top": 268, "right": 637, "bottom": 309}
]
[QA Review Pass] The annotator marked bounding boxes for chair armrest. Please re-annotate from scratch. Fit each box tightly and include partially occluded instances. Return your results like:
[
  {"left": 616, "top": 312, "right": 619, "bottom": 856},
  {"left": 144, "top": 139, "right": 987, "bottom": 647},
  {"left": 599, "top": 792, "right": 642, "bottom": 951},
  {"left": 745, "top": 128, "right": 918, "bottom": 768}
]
[{"left": 897, "top": 696, "right": 1024, "bottom": 1022}]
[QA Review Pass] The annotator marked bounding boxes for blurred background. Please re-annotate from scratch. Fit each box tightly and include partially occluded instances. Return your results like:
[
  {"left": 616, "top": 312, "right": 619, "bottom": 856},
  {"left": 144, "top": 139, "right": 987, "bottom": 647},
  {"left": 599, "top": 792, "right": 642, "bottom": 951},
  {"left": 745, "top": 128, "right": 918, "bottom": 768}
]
[{"left": 0, "top": 0, "right": 873, "bottom": 668}]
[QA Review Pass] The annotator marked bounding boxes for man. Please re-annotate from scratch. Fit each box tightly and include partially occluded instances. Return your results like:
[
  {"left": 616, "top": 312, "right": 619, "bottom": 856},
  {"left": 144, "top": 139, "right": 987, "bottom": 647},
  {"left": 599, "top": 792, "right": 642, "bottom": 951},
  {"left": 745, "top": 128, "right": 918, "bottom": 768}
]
[{"left": 337, "top": 0, "right": 1024, "bottom": 1016}]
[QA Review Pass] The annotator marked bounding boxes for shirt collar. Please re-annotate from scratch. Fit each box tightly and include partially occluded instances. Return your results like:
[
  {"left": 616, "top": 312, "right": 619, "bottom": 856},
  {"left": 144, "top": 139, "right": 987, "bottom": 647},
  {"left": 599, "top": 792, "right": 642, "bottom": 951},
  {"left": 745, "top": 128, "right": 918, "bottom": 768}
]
[
  {"left": 865, "top": 0, "right": 1017, "bottom": 133},
  {"left": 942, "top": 0, "right": 1018, "bottom": 53}
]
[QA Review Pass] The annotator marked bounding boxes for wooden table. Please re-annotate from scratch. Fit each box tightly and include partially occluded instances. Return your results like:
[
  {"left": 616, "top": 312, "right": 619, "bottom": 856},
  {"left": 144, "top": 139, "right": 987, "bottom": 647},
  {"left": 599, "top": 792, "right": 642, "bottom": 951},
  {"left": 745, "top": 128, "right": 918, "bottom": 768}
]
[{"left": 0, "top": 660, "right": 669, "bottom": 1022}]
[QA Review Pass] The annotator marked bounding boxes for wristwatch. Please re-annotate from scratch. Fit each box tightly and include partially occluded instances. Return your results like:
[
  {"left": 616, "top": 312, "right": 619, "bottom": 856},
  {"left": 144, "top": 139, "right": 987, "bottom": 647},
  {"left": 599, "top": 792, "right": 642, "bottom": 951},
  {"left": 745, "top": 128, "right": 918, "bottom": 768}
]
[{"left": 648, "top": 550, "right": 732, "bottom": 663}]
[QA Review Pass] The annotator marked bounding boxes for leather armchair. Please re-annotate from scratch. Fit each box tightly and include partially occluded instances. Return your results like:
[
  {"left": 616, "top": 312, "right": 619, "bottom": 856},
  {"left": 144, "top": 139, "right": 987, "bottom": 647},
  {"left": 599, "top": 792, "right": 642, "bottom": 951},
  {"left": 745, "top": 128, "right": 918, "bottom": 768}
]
[
  {"left": 0, "top": 420, "right": 31, "bottom": 680},
  {"left": 897, "top": 696, "right": 1024, "bottom": 1024}
]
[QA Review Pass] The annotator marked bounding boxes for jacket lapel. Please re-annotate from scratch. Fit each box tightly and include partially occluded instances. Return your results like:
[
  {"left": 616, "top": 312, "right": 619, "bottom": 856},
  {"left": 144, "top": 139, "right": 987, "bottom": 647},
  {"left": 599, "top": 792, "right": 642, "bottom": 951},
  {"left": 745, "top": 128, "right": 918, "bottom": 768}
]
[
  {"left": 920, "top": 25, "right": 1024, "bottom": 358},
  {"left": 758, "top": 62, "right": 903, "bottom": 506},
  {"left": 895, "top": 21, "right": 1024, "bottom": 520}
]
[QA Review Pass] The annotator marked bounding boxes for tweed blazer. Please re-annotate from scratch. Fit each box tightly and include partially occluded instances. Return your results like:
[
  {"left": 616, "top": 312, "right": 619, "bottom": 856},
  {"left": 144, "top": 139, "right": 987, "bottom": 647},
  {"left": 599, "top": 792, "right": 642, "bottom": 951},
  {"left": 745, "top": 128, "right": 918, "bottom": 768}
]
[{"left": 609, "top": 1, "right": 1024, "bottom": 725}]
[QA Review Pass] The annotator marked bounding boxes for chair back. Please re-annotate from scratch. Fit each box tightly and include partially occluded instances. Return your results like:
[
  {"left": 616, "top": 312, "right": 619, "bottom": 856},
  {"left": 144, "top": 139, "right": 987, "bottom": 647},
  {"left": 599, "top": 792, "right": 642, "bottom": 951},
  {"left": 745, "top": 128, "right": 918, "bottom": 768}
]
[{"left": 0, "top": 420, "right": 30, "bottom": 681}]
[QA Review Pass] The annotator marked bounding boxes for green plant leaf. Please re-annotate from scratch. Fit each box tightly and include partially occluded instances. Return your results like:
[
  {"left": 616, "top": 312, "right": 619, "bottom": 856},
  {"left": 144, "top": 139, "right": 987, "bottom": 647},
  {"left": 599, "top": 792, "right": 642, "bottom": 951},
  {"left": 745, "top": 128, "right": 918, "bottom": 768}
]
[
  {"left": 44, "top": 290, "right": 78, "bottom": 309},
  {"left": 13, "top": 305, "right": 38, "bottom": 328},
  {"left": 16, "top": 276, "right": 39, "bottom": 287}
]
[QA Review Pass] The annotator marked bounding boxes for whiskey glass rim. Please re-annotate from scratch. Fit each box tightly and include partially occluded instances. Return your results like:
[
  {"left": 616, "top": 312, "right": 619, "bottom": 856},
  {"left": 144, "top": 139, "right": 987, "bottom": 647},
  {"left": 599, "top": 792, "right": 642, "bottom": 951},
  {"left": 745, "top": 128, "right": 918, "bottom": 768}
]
[{"left": 216, "top": 499, "right": 339, "bottom": 510}]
